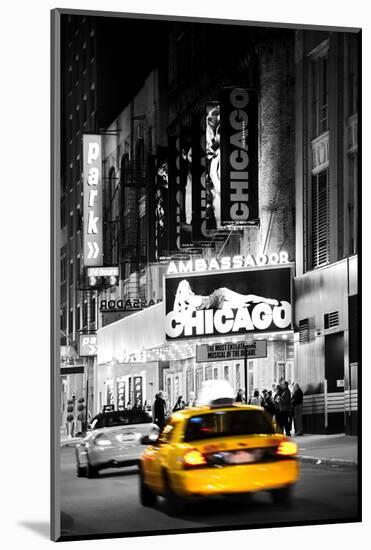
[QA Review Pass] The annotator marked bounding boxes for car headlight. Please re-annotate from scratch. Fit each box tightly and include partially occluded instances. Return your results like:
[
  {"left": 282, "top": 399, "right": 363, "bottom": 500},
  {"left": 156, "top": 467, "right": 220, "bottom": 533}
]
[{"left": 94, "top": 435, "right": 113, "bottom": 447}]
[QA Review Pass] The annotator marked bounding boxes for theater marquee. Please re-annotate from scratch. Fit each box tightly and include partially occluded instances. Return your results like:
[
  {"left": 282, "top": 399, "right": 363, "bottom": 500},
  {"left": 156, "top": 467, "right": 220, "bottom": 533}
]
[{"left": 164, "top": 265, "right": 293, "bottom": 340}]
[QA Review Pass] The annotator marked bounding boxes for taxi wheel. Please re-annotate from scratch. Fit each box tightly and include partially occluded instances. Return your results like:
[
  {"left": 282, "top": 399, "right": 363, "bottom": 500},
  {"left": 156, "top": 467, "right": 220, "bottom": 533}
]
[
  {"left": 270, "top": 486, "right": 293, "bottom": 505},
  {"left": 76, "top": 464, "right": 87, "bottom": 478},
  {"left": 86, "top": 462, "right": 99, "bottom": 478},
  {"left": 163, "top": 471, "right": 186, "bottom": 516},
  {"left": 139, "top": 475, "right": 157, "bottom": 507}
]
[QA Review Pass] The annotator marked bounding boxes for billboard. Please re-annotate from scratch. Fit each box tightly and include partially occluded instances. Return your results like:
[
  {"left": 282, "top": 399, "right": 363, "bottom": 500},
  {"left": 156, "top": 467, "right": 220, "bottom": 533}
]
[
  {"left": 220, "top": 88, "right": 259, "bottom": 225},
  {"left": 164, "top": 265, "right": 292, "bottom": 340},
  {"left": 83, "top": 134, "right": 103, "bottom": 266},
  {"left": 205, "top": 102, "right": 221, "bottom": 230},
  {"left": 154, "top": 147, "right": 169, "bottom": 258},
  {"left": 191, "top": 112, "right": 225, "bottom": 243},
  {"left": 196, "top": 340, "right": 267, "bottom": 362}
]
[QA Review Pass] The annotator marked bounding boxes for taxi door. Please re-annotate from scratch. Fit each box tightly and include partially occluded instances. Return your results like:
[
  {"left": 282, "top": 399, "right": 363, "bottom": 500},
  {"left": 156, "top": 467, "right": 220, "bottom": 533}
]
[{"left": 144, "top": 422, "right": 176, "bottom": 494}]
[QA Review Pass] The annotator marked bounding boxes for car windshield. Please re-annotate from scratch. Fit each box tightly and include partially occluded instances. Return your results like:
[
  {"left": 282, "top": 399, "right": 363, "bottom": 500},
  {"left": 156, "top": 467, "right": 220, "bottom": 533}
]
[
  {"left": 184, "top": 410, "right": 275, "bottom": 442},
  {"left": 91, "top": 410, "right": 153, "bottom": 429}
]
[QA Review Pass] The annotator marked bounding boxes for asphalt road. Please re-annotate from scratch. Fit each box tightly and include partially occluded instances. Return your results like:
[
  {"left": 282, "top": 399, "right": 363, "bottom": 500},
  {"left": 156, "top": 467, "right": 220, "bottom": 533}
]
[{"left": 59, "top": 447, "right": 359, "bottom": 539}]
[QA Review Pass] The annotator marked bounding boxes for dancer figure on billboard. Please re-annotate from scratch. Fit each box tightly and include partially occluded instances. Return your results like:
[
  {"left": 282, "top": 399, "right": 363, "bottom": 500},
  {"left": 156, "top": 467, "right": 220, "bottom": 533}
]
[
  {"left": 206, "top": 104, "right": 221, "bottom": 228},
  {"left": 173, "top": 279, "right": 279, "bottom": 314}
]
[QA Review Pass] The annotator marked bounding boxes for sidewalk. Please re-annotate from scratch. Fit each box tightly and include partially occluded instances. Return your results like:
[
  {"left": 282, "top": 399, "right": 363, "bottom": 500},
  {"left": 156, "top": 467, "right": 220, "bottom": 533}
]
[{"left": 292, "top": 433, "right": 358, "bottom": 468}]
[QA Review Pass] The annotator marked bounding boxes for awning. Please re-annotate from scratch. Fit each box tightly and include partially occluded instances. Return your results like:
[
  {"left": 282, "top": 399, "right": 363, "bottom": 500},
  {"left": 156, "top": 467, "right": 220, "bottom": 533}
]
[{"left": 97, "top": 302, "right": 166, "bottom": 364}]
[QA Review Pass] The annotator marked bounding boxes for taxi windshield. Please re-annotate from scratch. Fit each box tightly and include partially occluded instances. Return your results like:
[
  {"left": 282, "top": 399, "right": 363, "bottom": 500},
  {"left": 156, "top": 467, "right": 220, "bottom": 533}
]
[{"left": 184, "top": 410, "right": 274, "bottom": 442}]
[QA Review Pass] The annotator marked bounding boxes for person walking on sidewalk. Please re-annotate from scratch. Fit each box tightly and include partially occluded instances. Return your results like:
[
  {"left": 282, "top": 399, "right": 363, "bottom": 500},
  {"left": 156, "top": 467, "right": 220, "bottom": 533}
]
[
  {"left": 278, "top": 381, "right": 292, "bottom": 436},
  {"left": 291, "top": 382, "right": 304, "bottom": 435},
  {"left": 273, "top": 384, "right": 282, "bottom": 432},
  {"left": 153, "top": 391, "right": 167, "bottom": 431},
  {"left": 235, "top": 388, "right": 244, "bottom": 402},
  {"left": 262, "top": 389, "right": 276, "bottom": 419},
  {"left": 249, "top": 389, "right": 262, "bottom": 406},
  {"left": 173, "top": 395, "right": 186, "bottom": 412}
]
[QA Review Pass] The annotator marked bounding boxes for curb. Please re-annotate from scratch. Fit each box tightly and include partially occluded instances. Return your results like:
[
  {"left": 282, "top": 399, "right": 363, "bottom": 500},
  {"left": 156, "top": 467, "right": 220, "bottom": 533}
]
[{"left": 299, "top": 455, "right": 357, "bottom": 469}]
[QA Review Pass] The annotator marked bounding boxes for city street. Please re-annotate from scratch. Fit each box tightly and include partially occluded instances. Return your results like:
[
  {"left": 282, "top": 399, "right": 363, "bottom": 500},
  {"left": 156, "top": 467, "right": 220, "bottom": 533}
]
[{"left": 60, "top": 447, "right": 359, "bottom": 539}]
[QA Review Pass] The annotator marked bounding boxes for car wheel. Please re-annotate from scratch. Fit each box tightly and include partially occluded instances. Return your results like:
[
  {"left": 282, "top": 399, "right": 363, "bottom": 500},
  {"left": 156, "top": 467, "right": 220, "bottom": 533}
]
[
  {"left": 139, "top": 473, "right": 157, "bottom": 507},
  {"left": 76, "top": 464, "right": 87, "bottom": 478},
  {"left": 270, "top": 486, "right": 293, "bottom": 505},
  {"left": 86, "top": 462, "right": 99, "bottom": 478},
  {"left": 163, "top": 471, "right": 186, "bottom": 516}
]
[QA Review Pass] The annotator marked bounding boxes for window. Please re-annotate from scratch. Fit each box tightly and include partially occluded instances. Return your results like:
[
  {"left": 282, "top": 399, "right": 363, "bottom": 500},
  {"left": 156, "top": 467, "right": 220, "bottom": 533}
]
[
  {"left": 310, "top": 47, "right": 328, "bottom": 138},
  {"left": 61, "top": 257, "right": 67, "bottom": 283},
  {"left": 76, "top": 305, "right": 80, "bottom": 331},
  {"left": 195, "top": 367, "right": 203, "bottom": 398},
  {"left": 205, "top": 366, "right": 213, "bottom": 381},
  {"left": 90, "top": 85, "right": 95, "bottom": 113},
  {"left": 76, "top": 256, "right": 80, "bottom": 281},
  {"left": 235, "top": 364, "right": 241, "bottom": 390},
  {"left": 348, "top": 153, "right": 358, "bottom": 254},
  {"left": 184, "top": 410, "right": 274, "bottom": 442},
  {"left": 347, "top": 36, "right": 358, "bottom": 117},
  {"left": 186, "top": 368, "right": 194, "bottom": 401},
  {"left": 82, "top": 97, "right": 87, "bottom": 124},
  {"left": 213, "top": 367, "right": 218, "bottom": 379},
  {"left": 83, "top": 301, "right": 88, "bottom": 327},
  {"left": 311, "top": 169, "right": 329, "bottom": 267},
  {"left": 68, "top": 211, "right": 74, "bottom": 238},
  {"left": 68, "top": 309, "right": 73, "bottom": 334},
  {"left": 75, "top": 106, "right": 80, "bottom": 133},
  {"left": 69, "top": 260, "right": 73, "bottom": 283},
  {"left": 223, "top": 365, "right": 229, "bottom": 381},
  {"left": 91, "top": 296, "right": 96, "bottom": 324},
  {"left": 248, "top": 360, "right": 254, "bottom": 399}
]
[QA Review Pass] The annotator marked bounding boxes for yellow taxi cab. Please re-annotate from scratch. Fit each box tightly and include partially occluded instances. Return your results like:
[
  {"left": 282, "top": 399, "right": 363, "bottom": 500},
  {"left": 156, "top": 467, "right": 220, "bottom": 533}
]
[{"left": 139, "top": 389, "right": 299, "bottom": 515}]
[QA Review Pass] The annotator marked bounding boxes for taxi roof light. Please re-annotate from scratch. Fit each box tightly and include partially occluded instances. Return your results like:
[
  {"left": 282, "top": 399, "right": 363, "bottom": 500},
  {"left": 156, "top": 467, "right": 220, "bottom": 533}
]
[{"left": 276, "top": 441, "right": 298, "bottom": 456}]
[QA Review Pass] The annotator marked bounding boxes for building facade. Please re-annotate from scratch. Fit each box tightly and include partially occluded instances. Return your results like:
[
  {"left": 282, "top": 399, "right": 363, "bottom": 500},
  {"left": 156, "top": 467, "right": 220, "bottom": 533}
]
[{"left": 60, "top": 17, "right": 360, "bottom": 435}]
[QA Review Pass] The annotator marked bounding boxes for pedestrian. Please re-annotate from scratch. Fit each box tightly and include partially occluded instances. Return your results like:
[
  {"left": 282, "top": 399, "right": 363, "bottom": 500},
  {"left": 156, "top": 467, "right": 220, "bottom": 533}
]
[
  {"left": 249, "top": 389, "right": 262, "bottom": 406},
  {"left": 173, "top": 395, "right": 186, "bottom": 412},
  {"left": 273, "top": 384, "right": 282, "bottom": 432},
  {"left": 235, "top": 388, "right": 244, "bottom": 402},
  {"left": 261, "top": 389, "right": 276, "bottom": 418},
  {"left": 153, "top": 391, "right": 167, "bottom": 430},
  {"left": 186, "top": 391, "right": 196, "bottom": 408},
  {"left": 291, "top": 382, "right": 304, "bottom": 435},
  {"left": 278, "top": 381, "right": 292, "bottom": 436}
]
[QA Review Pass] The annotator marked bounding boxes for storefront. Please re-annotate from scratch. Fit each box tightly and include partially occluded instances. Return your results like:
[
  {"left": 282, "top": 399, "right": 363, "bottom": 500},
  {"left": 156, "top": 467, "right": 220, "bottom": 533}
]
[
  {"left": 294, "top": 255, "right": 358, "bottom": 435},
  {"left": 96, "top": 261, "right": 296, "bottom": 413},
  {"left": 162, "top": 262, "right": 295, "bottom": 407}
]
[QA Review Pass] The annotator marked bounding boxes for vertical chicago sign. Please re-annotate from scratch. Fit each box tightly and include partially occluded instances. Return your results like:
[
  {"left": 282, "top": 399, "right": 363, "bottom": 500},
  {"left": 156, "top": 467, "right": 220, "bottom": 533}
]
[
  {"left": 220, "top": 87, "right": 259, "bottom": 225},
  {"left": 83, "top": 134, "right": 103, "bottom": 266}
]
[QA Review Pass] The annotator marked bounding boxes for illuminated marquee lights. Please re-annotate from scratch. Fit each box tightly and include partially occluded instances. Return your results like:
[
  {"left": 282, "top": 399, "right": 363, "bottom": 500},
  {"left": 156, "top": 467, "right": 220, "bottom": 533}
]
[{"left": 166, "top": 251, "right": 289, "bottom": 274}]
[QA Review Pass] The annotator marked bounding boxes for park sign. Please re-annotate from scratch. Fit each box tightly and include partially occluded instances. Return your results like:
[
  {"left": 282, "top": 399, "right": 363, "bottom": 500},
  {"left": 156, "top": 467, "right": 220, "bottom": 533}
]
[
  {"left": 196, "top": 340, "right": 267, "bottom": 362},
  {"left": 83, "top": 134, "right": 103, "bottom": 266},
  {"left": 79, "top": 333, "right": 97, "bottom": 356}
]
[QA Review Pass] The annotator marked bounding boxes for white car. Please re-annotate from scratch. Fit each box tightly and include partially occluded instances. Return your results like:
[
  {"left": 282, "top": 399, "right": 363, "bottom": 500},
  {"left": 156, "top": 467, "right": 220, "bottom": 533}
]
[{"left": 75, "top": 409, "right": 159, "bottom": 478}]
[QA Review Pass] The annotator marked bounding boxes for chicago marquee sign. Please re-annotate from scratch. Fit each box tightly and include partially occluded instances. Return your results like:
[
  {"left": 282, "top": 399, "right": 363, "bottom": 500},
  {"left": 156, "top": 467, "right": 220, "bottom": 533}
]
[{"left": 164, "top": 265, "right": 293, "bottom": 340}]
